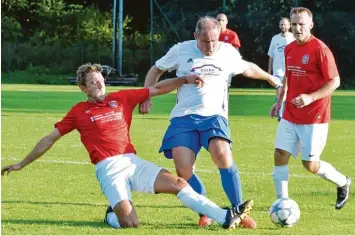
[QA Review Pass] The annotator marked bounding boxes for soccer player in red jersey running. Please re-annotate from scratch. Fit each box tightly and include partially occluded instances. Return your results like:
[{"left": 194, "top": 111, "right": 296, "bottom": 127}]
[
  {"left": 1, "top": 63, "right": 253, "bottom": 230},
  {"left": 216, "top": 13, "right": 241, "bottom": 50},
  {"left": 269, "top": 7, "right": 351, "bottom": 210}
]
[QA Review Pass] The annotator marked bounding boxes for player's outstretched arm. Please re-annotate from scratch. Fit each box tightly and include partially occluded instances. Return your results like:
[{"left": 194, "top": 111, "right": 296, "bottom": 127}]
[
  {"left": 1, "top": 129, "right": 62, "bottom": 176},
  {"left": 242, "top": 61, "right": 282, "bottom": 88},
  {"left": 139, "top": 66, "right": 167, "bottom": 114},
  {"left": 148, "top": 75, "right": 204, "bottom": 97}
]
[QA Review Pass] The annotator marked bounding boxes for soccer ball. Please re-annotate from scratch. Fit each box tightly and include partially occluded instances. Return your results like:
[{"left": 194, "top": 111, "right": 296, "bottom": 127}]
[{"left": 269, "top": 198, "right": 300, "bottom": 227}]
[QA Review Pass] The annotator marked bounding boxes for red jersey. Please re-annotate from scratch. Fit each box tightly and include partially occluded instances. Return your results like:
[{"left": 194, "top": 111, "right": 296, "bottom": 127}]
[
  {"left": 283, "top": 36, "right": 339, "bottom": 124},
  {"left": 219, "top": 28, "right": 241, "bottom": 48},
  {"left": 55, "top": 88, "right": 150, "bottom": 164}
]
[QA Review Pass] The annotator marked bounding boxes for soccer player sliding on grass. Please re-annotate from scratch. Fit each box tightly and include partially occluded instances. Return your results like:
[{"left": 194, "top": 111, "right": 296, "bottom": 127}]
[
  {"left": 1, "top": 63, "right": 252, "bottom": 230},
  {"left": 269, "top": 7, "right": 351, "bottom": 210}
]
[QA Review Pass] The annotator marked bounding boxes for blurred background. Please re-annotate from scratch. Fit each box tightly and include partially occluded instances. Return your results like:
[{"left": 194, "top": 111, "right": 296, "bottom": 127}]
[{"left": 2, "top": 0, "right": 355, "bottom": 88}]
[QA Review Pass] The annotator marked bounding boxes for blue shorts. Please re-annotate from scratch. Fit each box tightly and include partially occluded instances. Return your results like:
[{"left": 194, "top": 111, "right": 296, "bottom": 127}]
[{"left": 159, "top": 114, "right": 231, "bottom": 159}]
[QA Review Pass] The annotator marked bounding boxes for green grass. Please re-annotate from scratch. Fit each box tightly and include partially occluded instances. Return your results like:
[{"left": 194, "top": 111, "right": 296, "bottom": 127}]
[{"left": 2, "top": 85, "right": 355, "bottom": 235}]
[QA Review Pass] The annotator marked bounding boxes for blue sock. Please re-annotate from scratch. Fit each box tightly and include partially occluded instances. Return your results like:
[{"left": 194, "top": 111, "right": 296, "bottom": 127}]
[
  {"left": 219, "top": 163, "right": 243, "bottom": 208},
  {"left": 187, "top": 173, "right": 206, "bottom": 217},
  {"left": 187, "top": 173, "right": 206, "bottom": 196}
]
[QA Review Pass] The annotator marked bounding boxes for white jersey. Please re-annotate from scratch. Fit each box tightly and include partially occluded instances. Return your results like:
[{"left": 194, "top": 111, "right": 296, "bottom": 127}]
[
  {"left": 267, "top": 32, "right": 295, "bottom": 77},
  {"left": 155, "top": 40, "right": 249, "bottom": 120}
]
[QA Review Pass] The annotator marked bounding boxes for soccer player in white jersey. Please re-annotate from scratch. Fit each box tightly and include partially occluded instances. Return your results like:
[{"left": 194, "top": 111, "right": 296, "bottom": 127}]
[
  {"left": 139, "top": 16, "right": 282, "bottom": 228},
  {"left": 267, "top": 17, "right": 295, "bottom": 120}
]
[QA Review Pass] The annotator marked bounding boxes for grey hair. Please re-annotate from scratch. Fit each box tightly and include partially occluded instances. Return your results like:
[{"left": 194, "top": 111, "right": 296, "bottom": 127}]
[{"left": 195, "top": 16, "right": 220, "bottom": 35}]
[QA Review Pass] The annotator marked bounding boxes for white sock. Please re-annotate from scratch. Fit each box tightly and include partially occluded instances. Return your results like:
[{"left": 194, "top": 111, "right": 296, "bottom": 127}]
[
  {"left": 273, "top": 165, "right": 289, "bottom": 199},
  {"left": 177, "top": 185, "right": 227, "bottom": 224},
  {"left": 106, "top": 212, "right": 121, "bottom": 228},
  {"left": 316, "top": 161, "right": 347, "bottom": 187}
]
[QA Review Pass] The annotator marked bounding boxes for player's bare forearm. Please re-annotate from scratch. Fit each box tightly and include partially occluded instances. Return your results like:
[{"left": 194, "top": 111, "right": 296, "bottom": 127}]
[
  {"left": 309, "top": 76, "right": 340, "bottom": 101},
  {"left": 149, "top": 75, "right": 204, "bottom": 97},
  {"left": 1, "top": 129, "right": 61, "bottom": 175},
  {"left": 150, "top": 77, "right": 185, "bottom": 96},
  {"left": 144, "top": 66, "right": 166, "bottom": 87},
  {"left": 243, "top": 62, "right": 272, "bottom": 80},
  {"left": 243, "top": 62, "right": 281, "bottom": 88}
]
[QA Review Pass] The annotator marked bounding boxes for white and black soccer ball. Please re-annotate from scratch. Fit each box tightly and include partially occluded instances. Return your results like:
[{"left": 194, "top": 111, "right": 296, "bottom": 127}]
[{"left": 269, "top": 198, "right": 300, "bottom": 227}]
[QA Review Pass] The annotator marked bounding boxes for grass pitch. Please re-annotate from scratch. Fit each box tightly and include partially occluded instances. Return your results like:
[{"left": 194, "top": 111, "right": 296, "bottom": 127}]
[{"left": 1, "top": 84, "right": 355, "bottom": 235}]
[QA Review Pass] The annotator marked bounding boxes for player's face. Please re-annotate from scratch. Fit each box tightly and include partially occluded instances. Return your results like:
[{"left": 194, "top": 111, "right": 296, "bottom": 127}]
[
  {"left": 291, "top": 12, "right": 313, "bottom": 44},
  {"left": 279, "top": 19, "right": 290, "bottom": 33},
  {"left": 81, "top": 71, "right": 106, "bottom": 102},
  {"left": 216, "top": 15, "right": 228, "bottom": 29},
  {"left": 194, "top": 28, "right": 220, "bottom": 56}
]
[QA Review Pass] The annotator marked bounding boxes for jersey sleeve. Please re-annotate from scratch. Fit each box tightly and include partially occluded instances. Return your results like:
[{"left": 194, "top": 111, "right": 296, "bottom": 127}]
[
  {"left": 318, "top": 47, "right": 339, "bottom": 81},
  {"left": 231, "top": 32, "right": 241, "bottom": 48},
  {"left": 54, "top": 107, "right": 77, "bottom": 136},
  {"left": 117, "top": 88, "right": 150, "bottom": 110},
  {"left": 155, "top": 44, "right": 179, "bottom": 72},
  {"left": 228, "top": 45, "right": 249, "bottom": 75},
  {"left": 267, "top": 37, "right": 275, "bottom": 57}
]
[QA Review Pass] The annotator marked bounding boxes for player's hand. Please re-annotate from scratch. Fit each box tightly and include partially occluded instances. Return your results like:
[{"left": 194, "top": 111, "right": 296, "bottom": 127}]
[
  {"left": 269, "top": 102, "right": 282, "bottom": 118},
  {"left": 184, "top": 75, "right": 204, "bottom": 88},
  {"left": 139, "top": 99, "right": 152, "bottom": 114},
  {"left": 268, "top": 76, "right": 283, "bottom": 89},
  {"left": 291, "top": 94, "right": 314, "bottom": 108},
  {"left": 1, "top": 163, "right": 23, "bottom": 176}
]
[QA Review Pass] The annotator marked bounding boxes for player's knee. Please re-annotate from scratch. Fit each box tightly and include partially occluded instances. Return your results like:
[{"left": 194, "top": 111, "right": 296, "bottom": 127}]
[
  {"left": 175, "top": 166, "right": 193, "bottom": 179},
  {"left": 302, "top": 160, "right": 319, "bottom": 174},
  {"left": 274, "top": 149, "right": 289, "bottom": 165}
]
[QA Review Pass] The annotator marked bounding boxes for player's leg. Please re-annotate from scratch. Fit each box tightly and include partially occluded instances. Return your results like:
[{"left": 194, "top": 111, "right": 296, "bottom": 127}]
[
  {"left": 172, "top": 146, "right": 211, "bottom": 227},
  {"left": 154, "top": 169, "right": 250, "bottom": 229},
  {"left": 159, "top": 116, "right": 210, "bottom": 226},
  {"left": 172, "top": 146, "right": 206, "bottom": 196},
  {"left": 126, "top": 154, "right": 248, "bottom": 229},
  {"left": 198, "top": 116, "right": 256, "bottom": 228},
  {"left": 95, "top": 156, "right": 139, "bottom": 228},
  {"left": 273, "top": 119, "right": 299, "bottom": 199},
  {"left": 298, "top": 123, "right": 350, "bottom": 209}
]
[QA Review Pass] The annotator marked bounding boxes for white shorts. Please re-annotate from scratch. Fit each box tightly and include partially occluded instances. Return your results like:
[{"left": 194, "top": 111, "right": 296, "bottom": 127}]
[
  {"left": 275, "top": 119, "right": 328, "bottom": 161},
  {"left": 95, "top": 153, "right": 163, "bottom": 208}
]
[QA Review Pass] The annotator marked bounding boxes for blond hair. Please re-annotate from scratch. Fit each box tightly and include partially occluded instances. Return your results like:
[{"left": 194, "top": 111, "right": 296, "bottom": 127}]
[
  {"left": 76, "top": 63, "right": 103, "bottom": 86},
  {"left": 290, "top": 7, "right": 313, "bottom": 20}
]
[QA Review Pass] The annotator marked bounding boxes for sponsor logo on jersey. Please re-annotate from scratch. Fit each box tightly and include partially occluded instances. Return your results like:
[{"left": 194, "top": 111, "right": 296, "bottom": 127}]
[
  {"left": 109, "top": 100, "right": 118, "bottom": 108},
  {"left": 301, "top": 54, "right": 309, "bottom": 64},
  {"left": 190, "top": 64, "right": 222, "bottom": 74}
]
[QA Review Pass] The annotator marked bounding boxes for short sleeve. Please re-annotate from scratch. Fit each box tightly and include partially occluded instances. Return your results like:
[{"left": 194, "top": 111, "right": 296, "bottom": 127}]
[
  {"left": 268, "top": 37, "right": 275, "bottom": 57},
  {"left": 55, "top": 107, "right": 77, "bottom": 136},
  {"left": 155, "top": 44, "right": 179, "bottom": 71},
  {"left": 318, "top": 47, "right": 339, "bottom": 81},
  {"left": 227, "top": 45, "right": 249, "bottom": 75},
  {"left": 114, "top": 88, "right": 150, "bottom": 110},
  {"left": 231, "top": 32, "right": 241, "bottom": 48}
]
